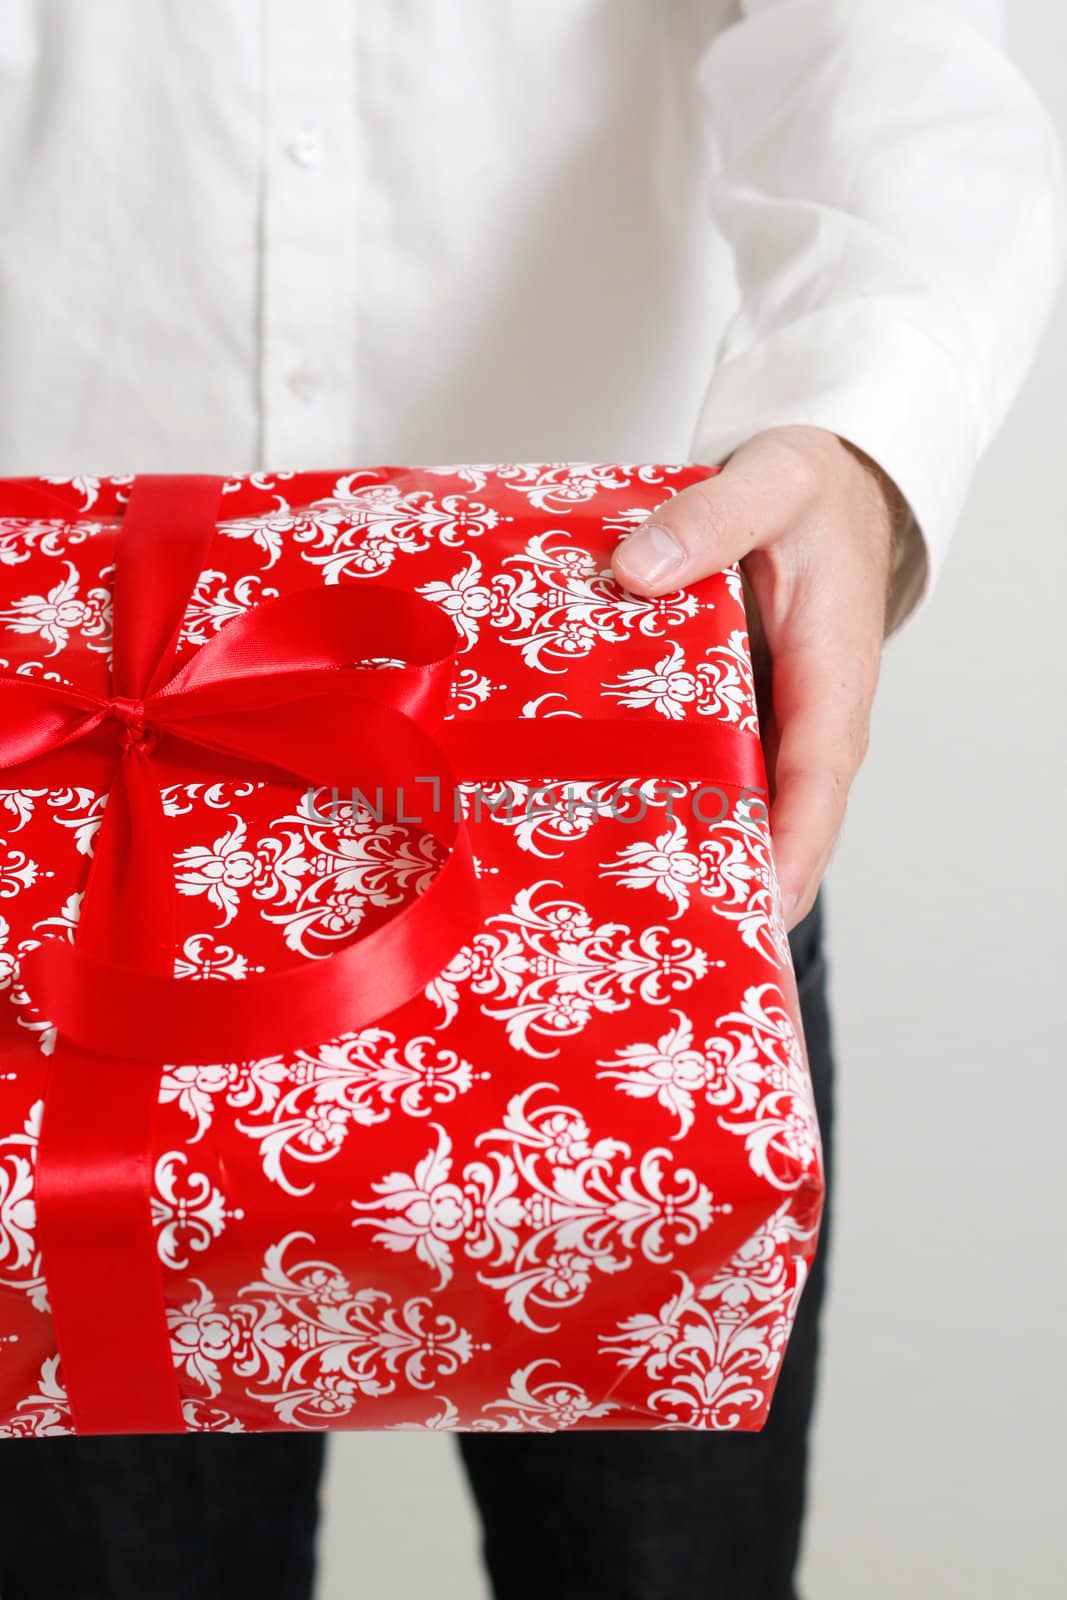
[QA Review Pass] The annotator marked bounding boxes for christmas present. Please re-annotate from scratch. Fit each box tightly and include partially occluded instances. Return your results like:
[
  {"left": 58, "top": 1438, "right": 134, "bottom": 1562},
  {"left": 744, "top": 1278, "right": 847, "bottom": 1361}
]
[{"left": 0, "top": 464, "right": 823, "bottom": 1437}]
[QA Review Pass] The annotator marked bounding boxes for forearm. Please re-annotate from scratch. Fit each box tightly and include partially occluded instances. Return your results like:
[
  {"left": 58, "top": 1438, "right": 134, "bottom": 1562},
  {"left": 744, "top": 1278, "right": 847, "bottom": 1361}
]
[{"left": 688, "top": 0, "right": 1067, "bottom": 635}]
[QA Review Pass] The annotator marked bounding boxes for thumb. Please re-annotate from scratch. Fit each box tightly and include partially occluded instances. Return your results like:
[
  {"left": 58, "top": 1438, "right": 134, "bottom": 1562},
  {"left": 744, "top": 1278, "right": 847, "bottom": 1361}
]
[
  {"left": 611, "top": 437, "right": 810, "bottom": 596},
  {"left": 611, "top": 465, "right": 749, "bottom": 595}
]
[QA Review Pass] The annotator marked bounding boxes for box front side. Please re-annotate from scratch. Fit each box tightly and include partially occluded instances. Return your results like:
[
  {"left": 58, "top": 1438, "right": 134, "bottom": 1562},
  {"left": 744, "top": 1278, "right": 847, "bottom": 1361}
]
[{"left": 0, "top": 464, "right": 823, "bottom": 1435}]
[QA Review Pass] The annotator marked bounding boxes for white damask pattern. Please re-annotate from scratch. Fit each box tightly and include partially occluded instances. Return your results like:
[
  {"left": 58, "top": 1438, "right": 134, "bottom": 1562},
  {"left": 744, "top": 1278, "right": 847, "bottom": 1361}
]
[
  {"left": 597, "top": 1207, "right": 815, "bottom": 1430},
  {"left": 0, "top": 561, "right": 112, "bottom": 658},
  {"left": 0, "top": 1357, "right": 71, "bottom": 1438},
  {"left": 385, "top": 1395, "right": 463, "bottom": 1431},
  {"left": 234, "top": 1033, "right": 484, "bottom": 1196},
  {"left": 426, "top": 882, "right": 716, "bottom": 1055},
  {"left": 221, "top": 478, "right": 505, "bottom": 583},
  {"left": 160, "top": 1027, "right": 482, "bottom": 1194},
  {"left": 387, "top": 1361, "right": 621, "bottom": 1431},
  {"left": 173, "top": 794, "right": 444, "bottom": 960},
  {"left": 170, "top": 1232, "right": 485, "bottom": 1429},
  {"left": 350, "top": 1085, "right": 730, "bottom": 1330},
  {"left": 602, "top": 634, "right": 758, "bottom": 732},
  {"left": 0, "top": 847, "right": 40, "bottom": 898},
  {"left": 600, "top": 796, "right": 787, "bottom": 967},
  {"left": 418, "top": 537, "right": 700, "bottom": 672},
  {"left": 151, "top": 1151, "right": 241, "bottom": 1271},
  {"left": 181, "top": 1398, "right": 245, "bottom": 1432},
  {"left": 172, "top": 932, "right": 264, "bottom": 983},
  {"left": 0, "top": 786, "right": 106, "bottom": 862},
  {"left": 494, "top": 461, "right": 684, "bottom": 512},
  {"left": 179, "top": 569, "right": 280, "bottom": 645},
  {"left": 174, "top": 812, "right": 306, "bottom": 928},
  {"left": 0, "top": 516, "right": 102, "bottom": 569},
  {"left": 0, "top": 915, "right": 15, "bottom": 997},
  {"left": 455, "top": 772, "right": 696, "bottom": 862},
  {"left": 470, "top": 1359, "right": 620, "bottom": 1430},
  {"left": 42, "top": 474, "right": 133, "bottom": 512},
  {"left": 596, "top": 987, "right": 820, "bottom": 1187},
  {"left": 0, "top": 1102, "right": 47, "bottom": 1311}
]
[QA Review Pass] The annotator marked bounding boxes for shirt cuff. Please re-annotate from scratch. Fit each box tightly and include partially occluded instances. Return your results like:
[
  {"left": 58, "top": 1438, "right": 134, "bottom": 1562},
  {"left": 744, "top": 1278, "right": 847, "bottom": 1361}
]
[{"left": 687, "top": 302, "right": 983, "bottom": 640}]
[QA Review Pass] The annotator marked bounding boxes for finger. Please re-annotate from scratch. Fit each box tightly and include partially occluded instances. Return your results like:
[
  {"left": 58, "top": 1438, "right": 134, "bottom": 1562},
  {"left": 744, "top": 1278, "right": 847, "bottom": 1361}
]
[
  {"left": 769, "top": 634, "right": 872, "bottom": 926},
  {"left": 611, "top": 432, "right": 821, "bottom": 596}
]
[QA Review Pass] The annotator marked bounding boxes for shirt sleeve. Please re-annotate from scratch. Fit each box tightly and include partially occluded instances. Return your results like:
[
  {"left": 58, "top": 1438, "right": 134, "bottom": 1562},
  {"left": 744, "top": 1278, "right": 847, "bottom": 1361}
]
[{"left": 688, "top": 0, "right": 1067, "bottom": 638}]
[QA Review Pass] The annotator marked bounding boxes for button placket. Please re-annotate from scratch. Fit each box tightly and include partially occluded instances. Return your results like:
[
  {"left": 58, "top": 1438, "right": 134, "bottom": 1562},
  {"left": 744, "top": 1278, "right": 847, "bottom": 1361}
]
[
  {"left": 260, "top": 0, "right": 357, "bottom": 466},
  {"left": 288, "top": 124, "right": 324, "bottom": 169}
]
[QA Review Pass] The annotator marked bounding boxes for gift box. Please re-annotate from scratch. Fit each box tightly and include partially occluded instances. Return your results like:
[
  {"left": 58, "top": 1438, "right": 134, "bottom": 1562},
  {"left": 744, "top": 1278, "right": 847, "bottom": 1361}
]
[{"left": 0, "top": 464, "right": 823, "bottom": 1437}]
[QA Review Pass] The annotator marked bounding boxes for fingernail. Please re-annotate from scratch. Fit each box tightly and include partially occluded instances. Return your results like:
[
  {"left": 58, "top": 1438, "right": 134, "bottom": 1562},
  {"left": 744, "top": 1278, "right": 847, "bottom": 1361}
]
[{"left": 617, "top": 523, "right": 686, "bottom": 587}]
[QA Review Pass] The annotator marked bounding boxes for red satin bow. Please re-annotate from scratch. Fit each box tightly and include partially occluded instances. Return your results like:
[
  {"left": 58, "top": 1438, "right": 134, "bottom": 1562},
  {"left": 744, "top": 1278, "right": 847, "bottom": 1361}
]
[{"left": 0, "top": 474, "right": 768, "bottom": 1434}]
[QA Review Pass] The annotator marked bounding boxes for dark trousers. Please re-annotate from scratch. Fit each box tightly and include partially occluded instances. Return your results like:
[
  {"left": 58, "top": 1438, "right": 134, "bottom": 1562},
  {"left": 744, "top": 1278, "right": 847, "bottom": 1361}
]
[{"left": 0, "top": 894, "right": 833, "bottom": 1600}]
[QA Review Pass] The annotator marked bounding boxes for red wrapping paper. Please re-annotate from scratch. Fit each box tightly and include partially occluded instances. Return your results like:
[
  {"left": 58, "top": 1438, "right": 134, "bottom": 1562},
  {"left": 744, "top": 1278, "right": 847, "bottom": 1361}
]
[{"left": 0, "top": 464, "right": 823, "bottom": 1436}]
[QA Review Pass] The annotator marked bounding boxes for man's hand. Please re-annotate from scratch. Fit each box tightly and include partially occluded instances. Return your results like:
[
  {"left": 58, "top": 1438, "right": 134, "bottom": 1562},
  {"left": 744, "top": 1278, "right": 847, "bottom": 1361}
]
[{"left": 611, "top": 426, "right": 902, "bottom": 931}]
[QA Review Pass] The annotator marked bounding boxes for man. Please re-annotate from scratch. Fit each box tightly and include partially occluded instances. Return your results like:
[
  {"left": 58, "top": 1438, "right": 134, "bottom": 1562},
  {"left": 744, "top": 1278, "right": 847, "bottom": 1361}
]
[{"left": 0, "top": 3, "right": 1062, "bottom": 1597}]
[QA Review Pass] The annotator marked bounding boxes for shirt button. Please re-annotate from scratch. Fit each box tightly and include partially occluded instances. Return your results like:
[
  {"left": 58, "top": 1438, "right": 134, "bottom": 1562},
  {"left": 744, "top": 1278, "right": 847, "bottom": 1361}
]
[
  {"left": 288, "top": 127, "right": 323, "bottom": 169},
  {"left": 288, "top": 368, "right": 321, "bottom": 403}
]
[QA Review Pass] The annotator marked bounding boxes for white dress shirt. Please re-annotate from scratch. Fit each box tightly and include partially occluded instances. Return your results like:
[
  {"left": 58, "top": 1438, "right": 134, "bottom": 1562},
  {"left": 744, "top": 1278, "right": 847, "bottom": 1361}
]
[{"left": 0, "top": 0, "right": 1063, "bottom": 636}]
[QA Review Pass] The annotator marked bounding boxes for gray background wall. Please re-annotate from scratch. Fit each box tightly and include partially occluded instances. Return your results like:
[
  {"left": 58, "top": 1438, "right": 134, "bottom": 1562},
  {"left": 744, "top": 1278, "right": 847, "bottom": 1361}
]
[{"left": 318, "top": 8, "right": 1067, "bottom": 1595}]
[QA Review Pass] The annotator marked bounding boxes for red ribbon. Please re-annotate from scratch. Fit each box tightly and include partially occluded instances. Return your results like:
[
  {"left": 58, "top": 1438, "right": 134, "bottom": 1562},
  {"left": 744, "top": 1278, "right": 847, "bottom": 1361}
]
[{"left": 0, "top": 474, "right": 768, "bottom": 1434}]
